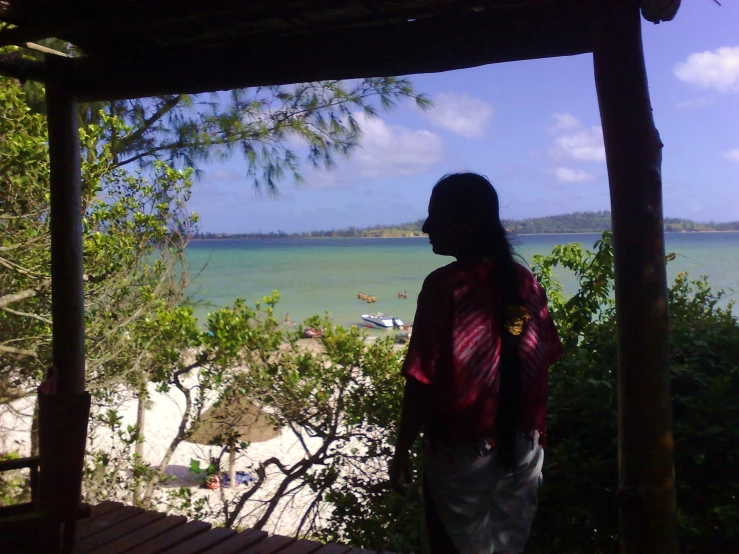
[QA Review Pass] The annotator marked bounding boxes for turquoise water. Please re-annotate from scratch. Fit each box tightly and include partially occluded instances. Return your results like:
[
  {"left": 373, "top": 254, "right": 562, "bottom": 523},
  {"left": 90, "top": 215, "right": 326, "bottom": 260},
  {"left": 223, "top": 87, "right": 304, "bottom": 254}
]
[{"left": 185, "top": 233, "right": 739, "bottom": 328}]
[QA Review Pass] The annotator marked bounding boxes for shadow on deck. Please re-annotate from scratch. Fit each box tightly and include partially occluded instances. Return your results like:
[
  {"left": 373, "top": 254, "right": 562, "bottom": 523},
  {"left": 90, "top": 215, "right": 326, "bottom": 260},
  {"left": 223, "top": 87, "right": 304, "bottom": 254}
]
[{"left": 73, "top": 501, "right": 391, "bottom": 554}]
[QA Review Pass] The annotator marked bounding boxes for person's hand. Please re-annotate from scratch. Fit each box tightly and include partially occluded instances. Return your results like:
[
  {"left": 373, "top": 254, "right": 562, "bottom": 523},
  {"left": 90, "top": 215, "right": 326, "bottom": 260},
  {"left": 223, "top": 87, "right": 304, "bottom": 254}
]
[{"left": 388, "top": 448, "right": 412, "bottom": 496}]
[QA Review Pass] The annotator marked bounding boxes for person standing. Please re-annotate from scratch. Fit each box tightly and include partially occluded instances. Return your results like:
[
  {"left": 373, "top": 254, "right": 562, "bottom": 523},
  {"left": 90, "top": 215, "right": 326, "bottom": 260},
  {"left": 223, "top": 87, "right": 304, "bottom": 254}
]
[{"left": 389, "top": 173, "right": 563, "bottom": 553}]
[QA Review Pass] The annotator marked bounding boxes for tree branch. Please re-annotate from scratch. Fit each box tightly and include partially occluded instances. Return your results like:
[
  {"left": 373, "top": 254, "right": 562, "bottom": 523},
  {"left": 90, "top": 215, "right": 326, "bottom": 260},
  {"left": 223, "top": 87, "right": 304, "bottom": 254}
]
[
  {"left": 252, "top": 458, "right": 314, "bottom": 531},
  {"left": 296, "top": 481, "right": 330, "bottom": 537},
  {"left": 0, "top": 288, "right": 37, "bottom": 308},
  {"left": 143, "top": 370, "right": 195, "bottom": 505},
  {"left": 114, "top": 95, "right": 183, "bottom": 159},
  {"left": 225, "top": 456, "right": 281, "bottom": 528},
  {"left": 0, "top": 344, "right": 38, "bottom": 357},
  {"left": 1, "top": 306, "right": 52, "bottom": 325}
]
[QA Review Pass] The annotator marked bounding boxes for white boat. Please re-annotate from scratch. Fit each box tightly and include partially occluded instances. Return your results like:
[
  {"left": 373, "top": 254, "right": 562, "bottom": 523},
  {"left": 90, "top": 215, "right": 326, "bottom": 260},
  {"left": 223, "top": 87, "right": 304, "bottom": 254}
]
[{"left": 361, "top": 313, "right": 403, "bottom": 329}]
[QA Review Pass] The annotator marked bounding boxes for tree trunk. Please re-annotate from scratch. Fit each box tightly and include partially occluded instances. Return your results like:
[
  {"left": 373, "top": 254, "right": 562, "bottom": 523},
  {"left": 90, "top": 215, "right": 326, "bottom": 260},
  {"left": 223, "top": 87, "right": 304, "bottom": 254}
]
[
  {"left": 228, "top": 442, "right": 236, "bottom": 488},
  {"left": 592, "top": 2, "right": 679, "bottom": 552},
  {"left": 142, "top": 378, "right": 193, "bottom": 505},
  {"left": 133, "top": 384, "right": 147, "bottom": 506},
  {"left": 135, "top": 388, "right": 146, "bottom": 460}
]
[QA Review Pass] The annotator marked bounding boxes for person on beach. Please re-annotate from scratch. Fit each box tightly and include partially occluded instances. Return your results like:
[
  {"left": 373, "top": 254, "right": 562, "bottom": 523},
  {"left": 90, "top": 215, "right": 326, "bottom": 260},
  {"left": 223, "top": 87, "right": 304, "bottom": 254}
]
[{"left": 389, "top": 173, "right": 563, "bottom": 554}]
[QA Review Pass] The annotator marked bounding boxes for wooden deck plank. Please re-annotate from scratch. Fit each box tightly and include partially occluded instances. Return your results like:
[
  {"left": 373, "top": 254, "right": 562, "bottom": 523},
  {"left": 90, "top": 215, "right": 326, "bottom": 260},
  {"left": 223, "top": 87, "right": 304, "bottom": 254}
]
[
  {"left": 159, "top": 526, "right": 236, "bottom": 554},
  {"left": 73, "top": 504, "right": 373, "bottom": 554},
  {"left": 87, "top": 514, "right": 187, "bottom": 554},
  {"left": 279, "top": 539, "right": 324, "bottom": 554},
  {"left": 132, "top": 520, "right": 212, "bottom": 554},
  {"left": 87, "top": 501, "right": 124, "bottom": 520},
  {"left": 75, "top": 510, "right": 165, "bottom": 553},
  {"left": 200, "top": 529, "right": 267, "bottom": 554},
  {"left": 75, "top": 505, "right": 144, "bottom": 541},
  {"left": 241, "top": 534, "right": 295, "bottom": 554},
  {"left": 311, "top": 545, "right": 352, "bottom": 554}
]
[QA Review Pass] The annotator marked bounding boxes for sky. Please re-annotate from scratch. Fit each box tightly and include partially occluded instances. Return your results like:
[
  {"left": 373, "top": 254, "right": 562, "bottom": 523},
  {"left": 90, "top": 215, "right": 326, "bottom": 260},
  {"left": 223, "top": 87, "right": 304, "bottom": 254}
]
[{"left": 190, "top": 1, "right": 739, "bottom": 234}]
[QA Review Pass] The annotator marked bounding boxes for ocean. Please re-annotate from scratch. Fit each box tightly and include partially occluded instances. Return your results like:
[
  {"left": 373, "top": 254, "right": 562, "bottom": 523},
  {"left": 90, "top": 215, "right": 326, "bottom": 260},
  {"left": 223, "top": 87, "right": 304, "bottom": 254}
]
[{"left": 185, "top": 233, "right": 739, "bottom": 330}]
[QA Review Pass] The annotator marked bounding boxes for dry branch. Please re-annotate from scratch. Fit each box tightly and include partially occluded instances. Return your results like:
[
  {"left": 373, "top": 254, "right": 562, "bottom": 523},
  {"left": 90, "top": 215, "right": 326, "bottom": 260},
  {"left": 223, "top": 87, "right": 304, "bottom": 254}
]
[
  {"left": 0, "top": 288, "right": 37, "bottom": 308},
  {"left": 0, "top": 344, "right": 37, "bottom": 357}
]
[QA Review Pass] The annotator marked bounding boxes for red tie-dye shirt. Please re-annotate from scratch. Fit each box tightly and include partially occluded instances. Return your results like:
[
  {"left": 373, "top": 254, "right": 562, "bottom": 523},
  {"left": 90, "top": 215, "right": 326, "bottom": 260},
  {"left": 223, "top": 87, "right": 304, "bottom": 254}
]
[{"left": 402, "top": 260, "right": 563, "bottom": 446}]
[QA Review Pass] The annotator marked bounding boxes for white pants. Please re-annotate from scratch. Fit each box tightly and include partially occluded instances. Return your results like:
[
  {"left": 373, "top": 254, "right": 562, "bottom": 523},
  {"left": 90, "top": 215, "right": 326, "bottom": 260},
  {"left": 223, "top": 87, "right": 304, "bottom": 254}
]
[{"left": 422, "top": 432, "right": 544, "bottom": 554}]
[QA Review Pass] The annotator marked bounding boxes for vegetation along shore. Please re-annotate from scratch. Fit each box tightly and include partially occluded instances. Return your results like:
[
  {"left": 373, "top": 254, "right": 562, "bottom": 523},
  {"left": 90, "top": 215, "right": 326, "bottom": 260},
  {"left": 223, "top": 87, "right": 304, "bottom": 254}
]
[{"left": 192, "top": 210, "right": 739, "bottom": 240}]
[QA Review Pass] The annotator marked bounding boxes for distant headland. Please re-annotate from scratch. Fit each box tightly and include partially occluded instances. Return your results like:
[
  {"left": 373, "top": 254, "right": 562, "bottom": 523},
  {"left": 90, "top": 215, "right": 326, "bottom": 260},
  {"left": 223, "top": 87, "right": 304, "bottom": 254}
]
[{"left": 192, "top": 211, "right": 739, "bottom": 240}]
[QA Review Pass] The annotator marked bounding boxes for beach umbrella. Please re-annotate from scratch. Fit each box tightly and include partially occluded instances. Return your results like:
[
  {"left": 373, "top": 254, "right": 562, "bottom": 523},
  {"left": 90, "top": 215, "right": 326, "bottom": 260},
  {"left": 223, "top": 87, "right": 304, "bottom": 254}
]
[
  {"left": 189, "top": 394, "right": 280, "bottom": 486},
  {"left": 189, "top": 395, "right": 280, "bottom": 446}
]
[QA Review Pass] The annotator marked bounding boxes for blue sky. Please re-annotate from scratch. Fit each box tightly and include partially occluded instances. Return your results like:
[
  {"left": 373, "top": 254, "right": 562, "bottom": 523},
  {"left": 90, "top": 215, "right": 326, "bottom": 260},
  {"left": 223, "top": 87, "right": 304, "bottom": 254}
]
[{"left": 190, "top": 1, "right": 739, "bottom": 234}]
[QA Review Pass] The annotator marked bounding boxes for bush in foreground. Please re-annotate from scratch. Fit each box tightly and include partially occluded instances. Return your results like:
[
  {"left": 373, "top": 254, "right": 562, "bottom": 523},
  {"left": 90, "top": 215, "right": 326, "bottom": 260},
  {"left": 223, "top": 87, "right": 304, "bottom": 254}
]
[{"left": 318, "top": 232, "right": 739, "bottom": 553}]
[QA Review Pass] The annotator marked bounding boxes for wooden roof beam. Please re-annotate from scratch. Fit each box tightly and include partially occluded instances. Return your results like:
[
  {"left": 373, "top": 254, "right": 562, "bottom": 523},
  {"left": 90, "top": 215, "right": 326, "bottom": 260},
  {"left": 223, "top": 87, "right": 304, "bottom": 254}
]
[
  {"left": 0, "top": 51, "right": 45, "bottom": 82},
  {"left": 73, "top": 2, "right": 594, "bottom": 102},
  {"left": 0, "top": 0, "right": 364, "bottom": 44},
  {"left": 22, "top": 42, "right": 71, "bottom": 57},
  {"left": 0, "top": 26, "right": 48, "bottom": 48}
]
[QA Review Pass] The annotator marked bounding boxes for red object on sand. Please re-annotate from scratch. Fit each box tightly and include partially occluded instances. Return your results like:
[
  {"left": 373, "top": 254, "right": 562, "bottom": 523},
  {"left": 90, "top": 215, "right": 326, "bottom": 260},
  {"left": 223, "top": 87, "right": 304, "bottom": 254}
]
[
  {"left": 205, "top": 474, "right": 221, "bottom": 490},
  {"left": 303, "top": 328, "right": 324, "bottom": 339}
]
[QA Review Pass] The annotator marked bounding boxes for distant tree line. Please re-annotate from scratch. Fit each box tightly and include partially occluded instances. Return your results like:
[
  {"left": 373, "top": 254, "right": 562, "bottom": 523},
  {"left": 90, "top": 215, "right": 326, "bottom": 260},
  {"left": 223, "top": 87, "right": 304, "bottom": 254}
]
[
  {"left": 503, "top": 211, "right": 613, "bottom": 234},
  {"left": 192, "top": 211, "right": 739, "bottom": 240}
]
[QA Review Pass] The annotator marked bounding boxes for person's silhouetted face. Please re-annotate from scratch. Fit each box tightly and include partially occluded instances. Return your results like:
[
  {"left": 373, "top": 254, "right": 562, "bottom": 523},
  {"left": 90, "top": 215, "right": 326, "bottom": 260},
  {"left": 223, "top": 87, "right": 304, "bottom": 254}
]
[
  {"left": 422, "top": 190, "right": 473, "bottom": 257},
  {"left": 422, "top": 173, "right": 498, "bottom": 259}
]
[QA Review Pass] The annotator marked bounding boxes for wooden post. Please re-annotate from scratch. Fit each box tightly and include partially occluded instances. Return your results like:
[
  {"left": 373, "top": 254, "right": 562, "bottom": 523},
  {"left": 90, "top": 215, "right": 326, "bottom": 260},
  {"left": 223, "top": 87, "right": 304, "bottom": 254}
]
[
  {"left": 43, "top": 55, "right": 90, "bottom": 554},
  {"left": 592, "top": 2, "right": 679, "bottom": 553},
  {"left": 46, "top": 55, "right": 85, "bottom": 395}
]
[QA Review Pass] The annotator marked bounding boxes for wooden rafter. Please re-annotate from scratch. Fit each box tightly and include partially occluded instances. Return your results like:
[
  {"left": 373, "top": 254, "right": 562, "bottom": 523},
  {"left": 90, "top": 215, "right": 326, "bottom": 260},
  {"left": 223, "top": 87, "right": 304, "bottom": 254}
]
[
  {"left": 0, "top": 1, "right": 526, "bottom": 49},
  {"left": 0, "top": 51, "right": 44, "bottom": 82},
  {"left": 22, "top": 42, "right": 70, "bottom": 57},
  {"left": 72, "top": 2, "right": 593, "bottom": 101},
  {"left": 0, "top": 1, "right": 594, "bottom": 98}
]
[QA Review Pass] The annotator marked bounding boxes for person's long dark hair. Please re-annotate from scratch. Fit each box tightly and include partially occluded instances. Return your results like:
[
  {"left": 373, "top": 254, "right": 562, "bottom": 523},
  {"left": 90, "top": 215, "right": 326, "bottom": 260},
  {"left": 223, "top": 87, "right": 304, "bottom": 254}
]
[{"left": 433, "top": 173, "right": 523, "bottom": 471}]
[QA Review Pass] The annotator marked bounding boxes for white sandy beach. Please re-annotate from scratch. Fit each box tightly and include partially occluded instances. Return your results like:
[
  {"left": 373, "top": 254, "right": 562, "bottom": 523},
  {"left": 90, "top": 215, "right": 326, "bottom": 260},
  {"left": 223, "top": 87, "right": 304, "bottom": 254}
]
[
  {"left": 1, "top": 384, "right": 331, "bottom": 536},
  {"left": 0, "top": 336, "right": 396, "bottom": 537}
]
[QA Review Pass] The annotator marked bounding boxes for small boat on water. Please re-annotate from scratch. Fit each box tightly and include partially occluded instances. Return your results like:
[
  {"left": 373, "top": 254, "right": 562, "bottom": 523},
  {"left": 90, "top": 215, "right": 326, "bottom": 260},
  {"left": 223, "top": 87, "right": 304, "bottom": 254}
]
[{"left": 361, "top": 313, "right": 403, "bottom": 329}]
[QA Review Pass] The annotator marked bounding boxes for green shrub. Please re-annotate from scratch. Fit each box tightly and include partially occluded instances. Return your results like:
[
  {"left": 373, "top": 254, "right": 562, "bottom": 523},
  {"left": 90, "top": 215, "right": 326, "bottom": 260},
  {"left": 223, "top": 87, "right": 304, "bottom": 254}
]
[
  {"left": 528, "top": 232, "right": 739, "bottom": 553},
  {"left": 0, "top": 451, "right": 31, "bottom": 507},
  {"left": 323, "top": 232, "right": 739, "bottom": 553}
]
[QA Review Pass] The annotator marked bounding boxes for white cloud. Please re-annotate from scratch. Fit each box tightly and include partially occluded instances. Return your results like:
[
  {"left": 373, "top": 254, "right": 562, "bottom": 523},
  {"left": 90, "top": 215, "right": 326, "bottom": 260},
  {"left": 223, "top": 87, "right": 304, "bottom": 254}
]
[
  {"left": 549, "top": 112, "right": 581, "bottom": 133},
  {"left": 548, "top": 113, "right": 605, "bottom": 162},
  {"left": 674, "top": 46, "right": 739, "bottom": 94},
  {"left": 675, "top": 96, "right": 716, "bottom": 110},
  {"left": 208, "top": 169, "right": 242, "bottom": 182},
  {"left": 302, "top": 113, "right": 444, "bottom": 188},
  {"left": 551, "top": 167, "right": 598, "bottom": 183},
  {"left": 723, "top": 149, "right": 739, "bottom": 162},
  {"left": 352, "top": 113, "right": 444, "bottom": 177},
  {"left": 420, "top": 92, "right": 494, "bottom": 139}
]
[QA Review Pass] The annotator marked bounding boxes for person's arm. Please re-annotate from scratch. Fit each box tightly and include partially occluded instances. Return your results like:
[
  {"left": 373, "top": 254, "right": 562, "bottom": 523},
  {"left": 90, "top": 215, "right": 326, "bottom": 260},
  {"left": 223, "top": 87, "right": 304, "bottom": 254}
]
[
  {"left": 390, "top": 272, "right": 445, "bottom": 494},
  {"left": 389, "top": 378, "right": 429, "bottom": 494},
  {"left": 396, "top": 377, "right": 430, "bottom": 453}
]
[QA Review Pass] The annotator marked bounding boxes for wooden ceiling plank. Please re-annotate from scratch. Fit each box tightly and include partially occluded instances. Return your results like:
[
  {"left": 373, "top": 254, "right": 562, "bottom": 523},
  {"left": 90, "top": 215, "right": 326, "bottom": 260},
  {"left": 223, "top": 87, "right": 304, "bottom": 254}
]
[{"left": 73, "top": 2, "right": 593, "bottom": 101}]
